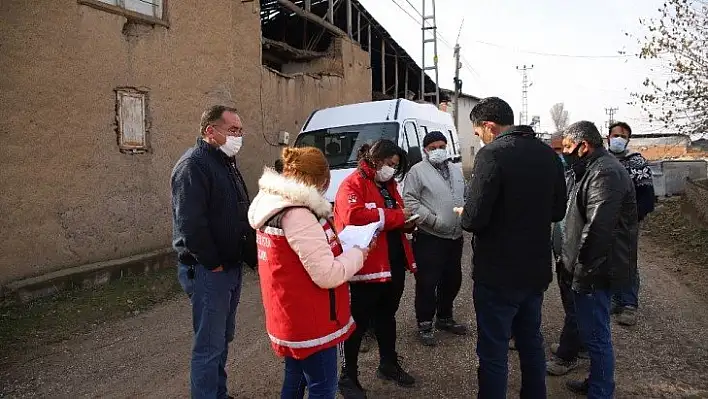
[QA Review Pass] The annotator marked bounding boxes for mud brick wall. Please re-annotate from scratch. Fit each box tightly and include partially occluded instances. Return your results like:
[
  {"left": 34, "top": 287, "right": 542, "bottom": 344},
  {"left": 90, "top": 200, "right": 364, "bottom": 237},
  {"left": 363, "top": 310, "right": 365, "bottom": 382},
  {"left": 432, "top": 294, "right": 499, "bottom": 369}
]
[{"left": 682, "top": 178, "right": 708, "bottom": 227}]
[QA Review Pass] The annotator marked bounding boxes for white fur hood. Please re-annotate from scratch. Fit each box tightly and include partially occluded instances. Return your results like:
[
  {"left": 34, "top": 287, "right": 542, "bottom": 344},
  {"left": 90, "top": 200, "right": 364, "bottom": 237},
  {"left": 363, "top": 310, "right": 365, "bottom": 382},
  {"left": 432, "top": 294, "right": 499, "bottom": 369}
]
[{"left": 248, "top": 168, "right": 332, "bottom": 230}]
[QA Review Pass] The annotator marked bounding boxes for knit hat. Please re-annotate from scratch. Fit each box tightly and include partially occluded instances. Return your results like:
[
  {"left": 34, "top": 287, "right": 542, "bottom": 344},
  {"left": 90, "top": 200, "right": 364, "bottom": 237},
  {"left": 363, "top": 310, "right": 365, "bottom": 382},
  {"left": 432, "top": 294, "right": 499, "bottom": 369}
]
[
  {"left": 281, "top": 147, "right": 329, "bottom": 188},
  {"left": 423, "top": 131, "right": 447, "bottom": 148}
]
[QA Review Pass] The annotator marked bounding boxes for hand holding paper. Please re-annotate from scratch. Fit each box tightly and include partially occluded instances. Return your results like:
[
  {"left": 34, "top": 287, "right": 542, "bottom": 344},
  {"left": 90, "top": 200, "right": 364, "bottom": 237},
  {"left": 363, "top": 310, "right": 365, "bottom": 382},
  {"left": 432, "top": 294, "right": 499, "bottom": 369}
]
[
  {"left": 453, "top": 207, "right": 464, "bottom": 216},
  {"left": 338, "top": 220, "right": 383, "bottom": 253}
]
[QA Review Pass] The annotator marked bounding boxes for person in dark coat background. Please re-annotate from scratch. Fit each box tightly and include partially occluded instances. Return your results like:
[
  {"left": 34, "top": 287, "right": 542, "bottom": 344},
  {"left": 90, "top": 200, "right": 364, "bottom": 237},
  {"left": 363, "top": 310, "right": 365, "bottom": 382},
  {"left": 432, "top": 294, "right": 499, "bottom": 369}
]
[
  {"left": 461, "top": 97, "right": 567, "bottom": 399},
  {"left": 607, "top": 121, "right": 654, "bottom": 326}
]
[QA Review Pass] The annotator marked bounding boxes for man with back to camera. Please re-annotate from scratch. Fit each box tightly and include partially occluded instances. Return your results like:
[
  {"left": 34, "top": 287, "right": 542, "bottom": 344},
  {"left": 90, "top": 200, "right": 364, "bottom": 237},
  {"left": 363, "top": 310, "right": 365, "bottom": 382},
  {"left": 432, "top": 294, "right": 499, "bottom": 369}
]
[
  {"left": 558, "top": 121, "right": 638, "bottom": 397},
  {"left": 171, "top": 105, "right": 251, "bottom": 399},
  {"left": 509, "top": 131, "right": 568, "bottom": 353},
  {"left": 461, "top": 97, "right": 567, "bottom": 398},
  {"left": 607, "top": 121, "right": 654, "bottom": 326},
  {"left": 403, "top": 130, "right": 468, "bottom": 347}
]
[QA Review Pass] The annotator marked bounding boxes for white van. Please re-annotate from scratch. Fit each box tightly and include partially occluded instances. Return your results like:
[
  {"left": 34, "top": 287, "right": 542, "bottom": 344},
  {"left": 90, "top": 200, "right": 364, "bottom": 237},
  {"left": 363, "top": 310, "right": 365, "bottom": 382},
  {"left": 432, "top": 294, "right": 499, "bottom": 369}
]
[{"left": 294, "top": 99, "right": 463, "bottom": 202}]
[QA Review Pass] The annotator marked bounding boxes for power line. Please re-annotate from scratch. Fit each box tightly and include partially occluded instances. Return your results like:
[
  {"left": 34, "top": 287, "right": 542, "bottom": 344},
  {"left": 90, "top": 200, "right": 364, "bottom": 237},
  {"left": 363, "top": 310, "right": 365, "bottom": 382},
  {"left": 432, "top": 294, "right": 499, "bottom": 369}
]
[
  {"left": 389, "top": 0, "right": 479, "bottom": 79},
  {"left": 471, "top": 40, "right": 632, "bottom": 59}
]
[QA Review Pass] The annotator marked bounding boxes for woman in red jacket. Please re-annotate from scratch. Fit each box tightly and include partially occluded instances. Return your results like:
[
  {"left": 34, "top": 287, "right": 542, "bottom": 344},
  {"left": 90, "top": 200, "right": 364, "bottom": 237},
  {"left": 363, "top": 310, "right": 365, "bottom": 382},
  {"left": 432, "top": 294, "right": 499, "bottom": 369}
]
[
  {"left": 334, "top": 139, "right": 418, "bottom": 398},
  {"left": 248, "top": 147, "right": 368, "bottom": 399}
]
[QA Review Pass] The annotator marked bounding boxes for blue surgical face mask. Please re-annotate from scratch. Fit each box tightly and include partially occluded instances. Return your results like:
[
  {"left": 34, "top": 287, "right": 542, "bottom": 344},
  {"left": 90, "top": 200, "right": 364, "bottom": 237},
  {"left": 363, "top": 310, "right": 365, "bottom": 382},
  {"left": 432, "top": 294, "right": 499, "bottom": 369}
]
[
  {"left": 558, "top": 153, "right": 567, "bottom": 168},
  {"left": 608, "top": 137, "right": 628, "bottom": 153}
]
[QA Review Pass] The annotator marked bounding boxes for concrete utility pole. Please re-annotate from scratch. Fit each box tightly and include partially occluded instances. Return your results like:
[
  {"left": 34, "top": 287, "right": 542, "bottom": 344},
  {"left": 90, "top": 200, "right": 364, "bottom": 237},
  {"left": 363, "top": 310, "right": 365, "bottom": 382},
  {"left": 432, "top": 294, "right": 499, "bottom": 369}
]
[
  {"left": 605, "top": 107, "right": 618, "bottom": 126},
  {"left": 516, "top": 64, "right": 534, "bottom": 125},
  {"left": 452, "top": 18, "right": 463, "bottom": 130},
  {"left": 452, "top": 43, "right": 461, "bottom": 130}
]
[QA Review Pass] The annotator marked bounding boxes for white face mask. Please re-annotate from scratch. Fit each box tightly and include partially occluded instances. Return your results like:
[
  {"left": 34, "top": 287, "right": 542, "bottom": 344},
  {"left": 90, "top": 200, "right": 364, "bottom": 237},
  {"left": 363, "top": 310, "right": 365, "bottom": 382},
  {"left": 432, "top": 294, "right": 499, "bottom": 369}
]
[
  {"left": 427, "top": 148, "right": 448, "bottom": 164},
  {"left": 219, "top": 136, "right": 243, "bottom": 157},
  {"left": 608, "top": 137, "right": 628, "bottom": 153},
  {"left": 375, "top": 165, "right": 395, "bottom": 182}
]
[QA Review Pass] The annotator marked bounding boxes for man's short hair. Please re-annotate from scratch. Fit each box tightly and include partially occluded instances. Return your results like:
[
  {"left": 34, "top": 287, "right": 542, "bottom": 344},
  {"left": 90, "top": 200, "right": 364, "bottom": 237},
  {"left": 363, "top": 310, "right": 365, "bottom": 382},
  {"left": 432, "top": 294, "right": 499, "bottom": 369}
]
[
  {"left": 608, "top": 121, "right": 632, "bottom": 137},
  {"left": 200, "top": 105, "right": 238, "bottom": 135},
  {"left": 550, "top": 131, "right": 564, "bottom": 142},
  {"left": 469, "top": 97, "right": 515, "bottom": 127},
  {"left": 564, "top": 121, "right": 604, "bottom": 148}
]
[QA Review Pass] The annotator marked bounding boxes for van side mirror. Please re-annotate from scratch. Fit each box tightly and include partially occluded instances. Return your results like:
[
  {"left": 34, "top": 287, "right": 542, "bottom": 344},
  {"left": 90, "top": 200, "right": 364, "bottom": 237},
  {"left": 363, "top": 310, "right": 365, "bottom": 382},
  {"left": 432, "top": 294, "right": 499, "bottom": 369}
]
[{"left": 407, "top": 146, "right": 423, "bottom": 169}]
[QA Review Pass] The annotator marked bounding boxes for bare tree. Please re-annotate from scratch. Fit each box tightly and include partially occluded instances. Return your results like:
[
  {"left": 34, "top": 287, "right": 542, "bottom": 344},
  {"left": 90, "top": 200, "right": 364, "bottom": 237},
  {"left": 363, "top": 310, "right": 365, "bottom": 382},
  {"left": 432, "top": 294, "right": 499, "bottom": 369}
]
[
  {"left": 629, "top": 0, "right": 708, "bottom": 135},
  {"left": 549, "top": 103, "right": 569, "bottom": 132}
]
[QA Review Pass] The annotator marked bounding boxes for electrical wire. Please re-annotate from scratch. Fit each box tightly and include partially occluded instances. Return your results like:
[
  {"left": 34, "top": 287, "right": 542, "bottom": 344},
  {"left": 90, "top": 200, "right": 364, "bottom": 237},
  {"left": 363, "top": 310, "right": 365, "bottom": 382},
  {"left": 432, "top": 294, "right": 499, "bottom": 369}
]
[
  {"left": 471, "top": 40, "right": 632, "bottom": 59},
  {"left": 259, "top": 66, "right": 279, "bottom": 147},
  {"left": 391, "top": 0, "right": 632, "bottom": 59}
]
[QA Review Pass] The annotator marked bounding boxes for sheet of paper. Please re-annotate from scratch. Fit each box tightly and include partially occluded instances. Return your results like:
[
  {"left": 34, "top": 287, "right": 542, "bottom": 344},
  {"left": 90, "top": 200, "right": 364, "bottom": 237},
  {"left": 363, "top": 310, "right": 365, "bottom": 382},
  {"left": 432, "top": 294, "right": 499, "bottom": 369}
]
[{"left": 338, "top": 221, "right": 382, "bottom": 252}]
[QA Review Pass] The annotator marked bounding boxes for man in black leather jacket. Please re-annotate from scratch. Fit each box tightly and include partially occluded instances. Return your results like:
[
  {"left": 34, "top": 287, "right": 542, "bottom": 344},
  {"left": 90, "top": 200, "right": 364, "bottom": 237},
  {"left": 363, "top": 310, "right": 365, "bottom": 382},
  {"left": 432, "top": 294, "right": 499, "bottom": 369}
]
[{"left": 559, "top": 121, "right": 639, "bottom": 398}]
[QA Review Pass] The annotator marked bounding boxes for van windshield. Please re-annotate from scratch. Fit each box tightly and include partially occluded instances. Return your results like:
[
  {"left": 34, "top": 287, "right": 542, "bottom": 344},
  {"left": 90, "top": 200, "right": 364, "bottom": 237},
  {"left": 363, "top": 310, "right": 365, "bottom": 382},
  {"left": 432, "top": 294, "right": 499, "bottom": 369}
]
[{"left": 294, "top": 122, "right": 399, "bottom": 169}]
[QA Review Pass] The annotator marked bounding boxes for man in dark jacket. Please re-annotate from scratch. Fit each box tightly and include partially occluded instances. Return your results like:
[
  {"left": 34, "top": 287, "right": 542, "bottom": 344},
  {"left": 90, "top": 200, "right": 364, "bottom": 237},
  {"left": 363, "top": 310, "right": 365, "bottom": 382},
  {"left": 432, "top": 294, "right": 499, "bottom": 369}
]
[
  {"left": 545, "top": 131, "right": 590, "bottom": 377},
  {"left": 607, "top": 121, "right": 654, "bottom": 326},
  {"left": 171, "top": 105, "right": 252, "bottom": 399},
  {"left": 560, "top": 121, "right": 638, "bottom": 398},
  {"left": 461, "top": 97, "right": 567, "bottom": 399}
]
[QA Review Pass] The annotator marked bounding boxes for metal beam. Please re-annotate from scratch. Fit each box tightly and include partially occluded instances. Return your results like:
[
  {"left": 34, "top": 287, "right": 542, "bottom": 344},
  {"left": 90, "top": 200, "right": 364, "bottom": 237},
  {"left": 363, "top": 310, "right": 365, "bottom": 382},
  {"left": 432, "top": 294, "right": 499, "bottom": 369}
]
[
  {"left": 381, "top": 40, "right": 386, "bottom": 95},
  {"left": 394, "top": 53, "right": 399, "bottom": 98},
  {"left": 276, "top": 0, "right": 345, "bottom": 38},
  {"left": 327, "top": 0, "right": 334, "bottom": 23},
  {"left": 305, "top": 0, "right": 311, "bottom": 11},
  {"left": 346, "top": 0, "right": 352, "bottom": 37},
  {"left": 367, "top": 24, "right": 371, "bottom": 55},
  {"left": 420, "top": 69, "right": 423, "bottom": 101},
  {"left": 357, "top": 10, "right": 361, "bottom": 42},
  {"left": 405, "top": 67, "right": 409, "bottom": 99}
]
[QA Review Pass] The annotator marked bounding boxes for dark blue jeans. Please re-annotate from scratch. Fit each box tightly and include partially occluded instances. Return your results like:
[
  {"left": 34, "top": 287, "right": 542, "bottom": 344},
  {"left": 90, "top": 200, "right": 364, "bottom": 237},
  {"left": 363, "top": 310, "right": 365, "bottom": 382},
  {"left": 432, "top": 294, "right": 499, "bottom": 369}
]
[
  {"left": 281, "top": 346, "right": 338, "bottom": 399},
  {"left": 473, "top": 282, "right": 547, "bottom": 399},
  {"left": 574, "top": 289, "right": 615, "bottom": 399},
  {"left": 178, "top": 263, "right": 243, "bottom": 399},
  {"left": 612, "top": 267, "right": 640, "bottom": 309},
  {"left": 556, "top": 267, "right": 585, "bottom": 360}
]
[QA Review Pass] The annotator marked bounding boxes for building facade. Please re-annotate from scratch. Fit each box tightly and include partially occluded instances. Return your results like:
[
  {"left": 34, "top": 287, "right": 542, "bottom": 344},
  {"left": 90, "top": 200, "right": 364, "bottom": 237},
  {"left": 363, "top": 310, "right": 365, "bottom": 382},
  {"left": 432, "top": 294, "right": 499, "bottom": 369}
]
[
  {"left": 0, "top": 0, "right": 373, "bottom": 284},
  {"left": 441, "top": 90, "right": 481, "bottom": 175}
]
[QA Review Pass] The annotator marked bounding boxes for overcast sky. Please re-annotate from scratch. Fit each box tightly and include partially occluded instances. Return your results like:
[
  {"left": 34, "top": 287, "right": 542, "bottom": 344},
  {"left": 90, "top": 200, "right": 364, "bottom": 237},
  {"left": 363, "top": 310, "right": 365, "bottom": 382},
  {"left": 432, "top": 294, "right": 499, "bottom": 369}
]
[{"left": 357, "top": 0, "right": 668, "bottom": 135}]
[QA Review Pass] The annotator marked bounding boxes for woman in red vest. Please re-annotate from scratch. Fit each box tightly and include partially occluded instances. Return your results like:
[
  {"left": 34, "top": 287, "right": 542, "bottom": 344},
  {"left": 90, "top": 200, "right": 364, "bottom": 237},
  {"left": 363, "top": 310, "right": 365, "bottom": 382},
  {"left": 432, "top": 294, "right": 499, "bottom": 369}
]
[
  {"left": 333, "top": 139, "right": 418, "bottom": 398},
  {"left": 248, "top": 147, "right": 368, "bottom": 399}
]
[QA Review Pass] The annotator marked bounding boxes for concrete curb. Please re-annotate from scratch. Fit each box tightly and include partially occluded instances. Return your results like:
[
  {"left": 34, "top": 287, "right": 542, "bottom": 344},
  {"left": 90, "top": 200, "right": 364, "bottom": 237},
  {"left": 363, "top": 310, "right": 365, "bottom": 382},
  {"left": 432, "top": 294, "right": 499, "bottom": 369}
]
[{"left": 1, "top": 248, "right": 177, "bottom": 304}]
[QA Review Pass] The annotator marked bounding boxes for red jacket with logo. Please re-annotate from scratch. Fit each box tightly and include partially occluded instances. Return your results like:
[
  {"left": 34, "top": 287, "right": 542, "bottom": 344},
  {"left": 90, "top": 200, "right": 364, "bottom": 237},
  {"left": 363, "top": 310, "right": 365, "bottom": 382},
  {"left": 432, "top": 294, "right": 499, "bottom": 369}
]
[
  {"left": 333, "top": 161, "right": 417, "bottom": 282},
  {"left": 256, "top": 213, "right": 354, "bottom": 359}
]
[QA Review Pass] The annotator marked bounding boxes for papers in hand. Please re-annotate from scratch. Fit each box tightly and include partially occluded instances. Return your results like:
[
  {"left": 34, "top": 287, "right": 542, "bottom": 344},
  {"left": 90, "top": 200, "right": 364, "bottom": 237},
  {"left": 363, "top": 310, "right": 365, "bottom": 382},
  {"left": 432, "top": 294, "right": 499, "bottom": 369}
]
[{"left": 338, "top": 221, "right": 383, "bottom": 252}]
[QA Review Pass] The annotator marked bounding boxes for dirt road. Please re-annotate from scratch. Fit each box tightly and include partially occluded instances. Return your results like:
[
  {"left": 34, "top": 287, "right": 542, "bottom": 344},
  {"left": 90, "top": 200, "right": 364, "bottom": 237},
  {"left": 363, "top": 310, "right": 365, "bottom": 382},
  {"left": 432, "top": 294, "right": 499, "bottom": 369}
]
[{"left": 2, "top": 234, "right": 708, "bottom": 398}]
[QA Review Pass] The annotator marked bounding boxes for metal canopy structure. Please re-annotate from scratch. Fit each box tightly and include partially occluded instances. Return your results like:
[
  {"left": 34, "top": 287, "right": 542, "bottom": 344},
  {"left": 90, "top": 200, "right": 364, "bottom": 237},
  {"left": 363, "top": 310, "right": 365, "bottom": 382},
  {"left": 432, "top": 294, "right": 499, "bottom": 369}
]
[{"left": 260, "top": 0, "right": 442, "bottom": 102}]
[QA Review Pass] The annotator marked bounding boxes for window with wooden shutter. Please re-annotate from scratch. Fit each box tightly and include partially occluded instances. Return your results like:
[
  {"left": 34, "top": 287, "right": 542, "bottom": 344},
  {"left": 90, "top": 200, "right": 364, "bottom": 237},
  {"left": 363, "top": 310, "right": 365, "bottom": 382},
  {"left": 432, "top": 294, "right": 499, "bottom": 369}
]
[
  {"left": 116, "top": 88, "right": 149, "bottom": 154},
  {"left": 79, "top": 0, "right": 166, "bottom": 25}
]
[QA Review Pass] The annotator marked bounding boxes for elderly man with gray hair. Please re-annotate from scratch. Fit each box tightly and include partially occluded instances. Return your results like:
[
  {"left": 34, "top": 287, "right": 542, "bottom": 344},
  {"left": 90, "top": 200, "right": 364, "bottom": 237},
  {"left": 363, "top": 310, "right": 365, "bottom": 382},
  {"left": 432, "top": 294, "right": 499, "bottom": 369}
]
[{"left": 556, "top": 121, "right": 638, "bottom": 398}]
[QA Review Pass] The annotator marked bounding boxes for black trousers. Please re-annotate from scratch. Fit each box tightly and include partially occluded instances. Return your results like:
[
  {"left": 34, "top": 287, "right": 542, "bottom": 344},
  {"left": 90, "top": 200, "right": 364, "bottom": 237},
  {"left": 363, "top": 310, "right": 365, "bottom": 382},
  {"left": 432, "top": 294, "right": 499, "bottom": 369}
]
[
  {"left": 556, "top": 263, "right": 587, "bottom": 360},
  {"left": 342, "top": 258, "right": 406, "bottom": 373},
  {"left": 413, "top": 232, "right": 464, "bottom": 324}
]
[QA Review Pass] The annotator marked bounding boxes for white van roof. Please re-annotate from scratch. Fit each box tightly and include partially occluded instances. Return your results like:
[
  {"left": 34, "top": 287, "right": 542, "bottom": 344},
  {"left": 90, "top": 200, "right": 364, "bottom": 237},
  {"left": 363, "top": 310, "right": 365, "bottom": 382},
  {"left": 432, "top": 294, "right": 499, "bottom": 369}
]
[{"left": 302, "top": 99, "right": 455, "bottom": 132}]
